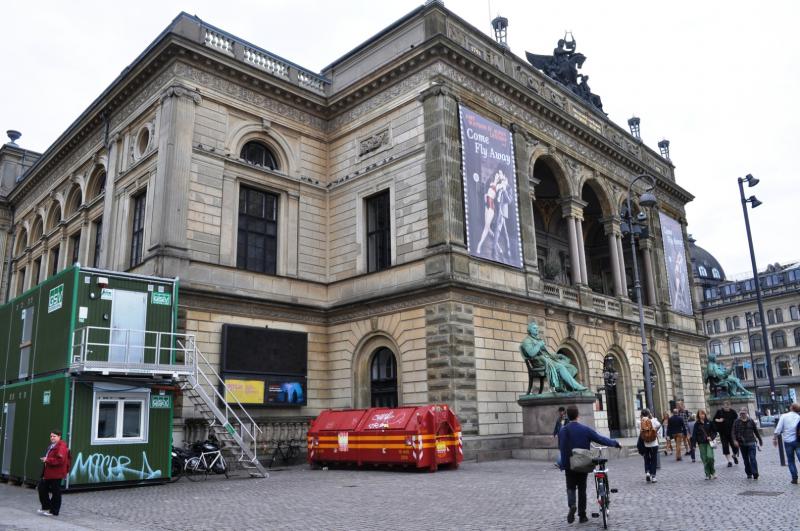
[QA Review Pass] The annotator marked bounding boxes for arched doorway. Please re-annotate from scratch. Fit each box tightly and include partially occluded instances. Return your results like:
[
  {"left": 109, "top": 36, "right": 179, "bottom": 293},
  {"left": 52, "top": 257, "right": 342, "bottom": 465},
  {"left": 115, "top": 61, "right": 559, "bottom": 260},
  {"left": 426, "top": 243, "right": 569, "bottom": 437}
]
[
  {"left": 603, "top": 354, "right": 623, "bottom": 437},
  {"left": 531, "top": 157, "right": 572, "bottom": 285},
  {"left": 647, "top": 353, "right": 668, "bottom": 419},
  {"left": 370, "top": 347, "right": 398, "bottom": 407}
]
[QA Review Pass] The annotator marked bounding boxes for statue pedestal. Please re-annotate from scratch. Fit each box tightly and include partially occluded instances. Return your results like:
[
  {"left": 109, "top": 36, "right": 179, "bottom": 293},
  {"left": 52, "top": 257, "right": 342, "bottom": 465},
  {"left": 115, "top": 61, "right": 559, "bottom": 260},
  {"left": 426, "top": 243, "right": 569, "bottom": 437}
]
[
  {"left": 708, "top": 396, "right": 757, "bottom": 416},
  {"left": 516, "top": 393, "right": 596, "bottom": 459}
]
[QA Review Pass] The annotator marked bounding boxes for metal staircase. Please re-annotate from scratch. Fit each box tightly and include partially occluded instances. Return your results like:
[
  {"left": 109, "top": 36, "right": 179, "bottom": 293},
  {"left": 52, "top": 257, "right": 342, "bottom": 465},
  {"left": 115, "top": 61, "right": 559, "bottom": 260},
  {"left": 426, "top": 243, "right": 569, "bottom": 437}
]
[{"left": 179, "top": 337, "right": 269, "bottom": 478}]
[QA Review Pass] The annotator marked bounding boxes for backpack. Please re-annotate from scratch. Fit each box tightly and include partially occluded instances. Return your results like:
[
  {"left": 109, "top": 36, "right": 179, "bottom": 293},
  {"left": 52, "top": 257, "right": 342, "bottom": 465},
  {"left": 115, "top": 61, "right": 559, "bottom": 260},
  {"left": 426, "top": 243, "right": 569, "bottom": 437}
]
[{"left": 640, "top": 417, "right": 657, "bottom": 443}]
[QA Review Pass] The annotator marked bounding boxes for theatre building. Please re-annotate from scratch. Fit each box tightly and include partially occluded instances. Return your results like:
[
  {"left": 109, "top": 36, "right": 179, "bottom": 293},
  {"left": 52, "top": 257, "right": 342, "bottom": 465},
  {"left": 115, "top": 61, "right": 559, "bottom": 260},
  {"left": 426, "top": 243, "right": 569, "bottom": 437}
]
[{"left": 0, "top": 2, "right": 707, "bottom": 457}]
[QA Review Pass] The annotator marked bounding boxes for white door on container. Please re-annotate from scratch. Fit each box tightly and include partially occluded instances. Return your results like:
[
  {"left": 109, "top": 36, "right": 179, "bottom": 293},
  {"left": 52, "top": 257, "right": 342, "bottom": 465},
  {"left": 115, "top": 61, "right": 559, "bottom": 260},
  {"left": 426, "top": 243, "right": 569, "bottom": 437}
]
[
  {"left": 110, "top": 290, "right": 148, "bottom": 363},
  {"left": 1, "top": 403, "right": 15, "bottom": 475}
]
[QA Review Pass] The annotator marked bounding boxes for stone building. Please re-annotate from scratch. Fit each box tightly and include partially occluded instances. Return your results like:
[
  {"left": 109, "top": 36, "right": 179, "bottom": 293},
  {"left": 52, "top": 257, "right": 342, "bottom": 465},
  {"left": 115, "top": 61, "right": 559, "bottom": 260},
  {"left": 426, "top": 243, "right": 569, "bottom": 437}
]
[
  {"left": 692, "top": 238, "right": 800, "bottom": 411},
  {"left": 1, "top": 2, "right": 708, "bottom": 454}
]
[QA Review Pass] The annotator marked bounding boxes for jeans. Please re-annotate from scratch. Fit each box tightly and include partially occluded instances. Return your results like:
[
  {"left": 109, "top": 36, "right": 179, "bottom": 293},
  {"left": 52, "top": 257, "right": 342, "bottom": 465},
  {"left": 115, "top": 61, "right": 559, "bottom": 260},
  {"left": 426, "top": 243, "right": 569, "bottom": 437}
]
[
  {"left": 673, "top": 434, "right": 685, "bottom": 460},
  {"left": 38, "top": 479, "right": 62, "bottom": 515},
  {"left": 785, "top": 440, "right": 800, "bottom": 480},
  {"left": 740, "top": 444, "right": 759, "bottom": 477},
  {"left": 699, "top": 443, "right": 715, "bottom": 478},
  {"left": 565, "top": 470, "right": 588, "bottom": 517},
  {"left": 642, "top": 446, "right": 658, "bottom": 476},
  {"left": 688, "top": 437, "right": 696, "bottom": 461}
]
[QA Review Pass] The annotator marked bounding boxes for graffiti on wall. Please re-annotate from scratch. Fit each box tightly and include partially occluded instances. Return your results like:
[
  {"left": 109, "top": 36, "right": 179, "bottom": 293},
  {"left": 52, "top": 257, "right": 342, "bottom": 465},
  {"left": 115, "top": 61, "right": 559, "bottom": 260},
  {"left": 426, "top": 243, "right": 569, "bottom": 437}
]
[{"left": 69, "top": 451, "right": 162, "bottom": 483}]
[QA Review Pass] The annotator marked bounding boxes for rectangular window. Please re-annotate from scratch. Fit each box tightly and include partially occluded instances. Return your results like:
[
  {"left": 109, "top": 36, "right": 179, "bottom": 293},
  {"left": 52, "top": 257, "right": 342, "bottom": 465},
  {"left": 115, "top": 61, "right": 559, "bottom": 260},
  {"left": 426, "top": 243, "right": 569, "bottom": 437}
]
[
  {"left": 19, "top": 306, "right": 34, "bottom": 379},
  {"left": 50, "top": 245, "right": 59, "bottom": 276},
  {"left": 32, "top": 257, "right": 42, "bottom": 285},
  {"left": 92, "top": 392, "right": 148, "bottom": 444},
  {"left": 16, "top": 267, "right": 25, "bottom": 295},
  {"left": 755, "top": 362, "right": 767, "bottom": 379},
  {"left": 777, "top": 359, "right": 792, "bottom": 377},
  {"left": 70, "top": 233, "right": 80, "bottom": 266},
  {"left": 366, "top": 190, "right": 391, "bottom": 273},
  {"left": 129, "top": 192, "right": 147, "bottom": 268},
  {"left": 237, "top": 186, "right": 278, "bottom": 274},
  {"left": 710, "top": 342, "right": 722, "bottom": 355},
  {"left": 92, "top": 219, "right": 103, "bottom": 268},
  {"left": 734, "top": 365, "right": 747, "bottom": 380}
]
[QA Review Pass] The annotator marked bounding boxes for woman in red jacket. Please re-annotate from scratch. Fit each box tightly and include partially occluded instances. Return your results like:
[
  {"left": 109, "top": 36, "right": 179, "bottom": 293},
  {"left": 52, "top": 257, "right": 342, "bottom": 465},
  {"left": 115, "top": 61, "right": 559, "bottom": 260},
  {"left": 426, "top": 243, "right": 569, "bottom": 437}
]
[{"left": 37, "top": 430, "right": 69, "bottom": 517}]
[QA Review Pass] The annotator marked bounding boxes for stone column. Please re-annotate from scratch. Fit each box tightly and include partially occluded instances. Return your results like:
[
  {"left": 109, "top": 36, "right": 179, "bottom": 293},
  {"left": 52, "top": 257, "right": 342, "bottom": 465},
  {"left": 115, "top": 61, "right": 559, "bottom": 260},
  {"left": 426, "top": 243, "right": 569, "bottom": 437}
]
[
  {"left": 419, "top": 83, "right": 465, "bottom": 252},
  {"left": 640, "top": 238, "right": 658, "bottom": 306},
  {"left": 511, "top": 125, "right": 539, "bottom": 271},
  {"left": 616, "top": 234, "right": 628, "bottom": 297},
  {"left": 97, "top": 134, "right": 120, "bottom": 269},
  {"left": 575, "top": 217, "right": 588, "bottom": 285},
  {"left": 561, "top": 197, "right": 587, "bottom": 286},
  {"left": 149, "top": 84, "right": 201, "bottom": 263},
  {"left": 603, "top": 217, "right": 623, "bottom": 296},
  {"left": 57, "top": 226, "right": 69, "bottom": 270},
  {"left": 78, "top": 211, "right": 90, "bottom": 267},
  {"left": 566, "top": 217, "right": 581, "bottom": 286}
]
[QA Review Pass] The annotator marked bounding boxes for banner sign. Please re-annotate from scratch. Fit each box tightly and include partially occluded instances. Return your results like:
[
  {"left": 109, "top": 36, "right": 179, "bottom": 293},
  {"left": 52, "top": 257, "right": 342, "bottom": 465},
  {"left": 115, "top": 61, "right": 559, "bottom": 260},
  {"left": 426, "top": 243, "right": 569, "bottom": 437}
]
[
  {"left": 659, "top": 213, "right": 692, "bottom": 315},
  {"left": 458, "top": 105, "right": 523, "bottom": 269},
  {"left": 224, "top": 379, "right": 266, "bottom": 404}
]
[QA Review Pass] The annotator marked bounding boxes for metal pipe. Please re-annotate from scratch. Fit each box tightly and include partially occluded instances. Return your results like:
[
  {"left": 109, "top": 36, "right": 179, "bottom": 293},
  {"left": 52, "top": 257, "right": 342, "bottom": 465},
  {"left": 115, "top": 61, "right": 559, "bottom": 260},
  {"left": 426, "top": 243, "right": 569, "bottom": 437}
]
[{"left": 745, "top": 315, "right": 759, "bottom": 412}]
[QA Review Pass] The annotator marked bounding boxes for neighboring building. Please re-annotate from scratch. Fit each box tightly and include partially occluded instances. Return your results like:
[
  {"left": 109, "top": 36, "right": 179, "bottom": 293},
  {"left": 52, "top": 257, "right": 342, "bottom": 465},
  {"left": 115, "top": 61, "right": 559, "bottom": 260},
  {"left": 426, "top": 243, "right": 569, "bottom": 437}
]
[
  {"left": 691, "top": 238, "right": 800, "bottom": 411},
  {"left": 1, "top": 3, "right": 707, "bottom": 455}
]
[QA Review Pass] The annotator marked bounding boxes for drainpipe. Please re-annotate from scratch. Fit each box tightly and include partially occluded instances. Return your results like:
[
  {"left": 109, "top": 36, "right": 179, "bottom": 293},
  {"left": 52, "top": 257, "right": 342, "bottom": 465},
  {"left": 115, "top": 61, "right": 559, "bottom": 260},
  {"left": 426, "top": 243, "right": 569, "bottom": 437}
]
[{"left": 3, "top": 207, "right": 15, "bottom": 303}]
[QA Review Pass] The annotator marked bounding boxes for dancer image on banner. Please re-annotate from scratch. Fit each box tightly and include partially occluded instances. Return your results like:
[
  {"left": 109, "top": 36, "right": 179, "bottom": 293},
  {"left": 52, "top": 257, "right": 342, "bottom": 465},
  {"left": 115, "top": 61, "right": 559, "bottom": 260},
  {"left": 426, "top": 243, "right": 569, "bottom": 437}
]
[
  {"left": 476, "top": 172, "right": 501, "bottom": 255},
  {"left": 492, "top": 170, "right": 512, "bottom": 261}
]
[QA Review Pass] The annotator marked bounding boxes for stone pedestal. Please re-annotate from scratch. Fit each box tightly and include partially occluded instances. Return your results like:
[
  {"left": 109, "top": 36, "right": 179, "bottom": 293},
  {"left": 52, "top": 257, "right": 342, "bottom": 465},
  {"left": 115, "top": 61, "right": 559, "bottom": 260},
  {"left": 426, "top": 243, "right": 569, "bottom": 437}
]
[
  {"left": 708, "top": 396, "right": 757, "bottom": 417},
  {"left": 518, "top": 393, "right": 596, "bottom": 451}
]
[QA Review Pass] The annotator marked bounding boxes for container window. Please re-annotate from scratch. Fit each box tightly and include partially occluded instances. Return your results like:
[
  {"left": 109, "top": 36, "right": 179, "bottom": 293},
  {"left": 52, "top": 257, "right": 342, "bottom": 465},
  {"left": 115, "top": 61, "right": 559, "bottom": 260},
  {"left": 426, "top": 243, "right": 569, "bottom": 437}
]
[
  {"left": 92, "top": 391, "right": 149, "bottom": 444},
  {"left": 19, "top": 307, "right": 34, "bottom": 379}
]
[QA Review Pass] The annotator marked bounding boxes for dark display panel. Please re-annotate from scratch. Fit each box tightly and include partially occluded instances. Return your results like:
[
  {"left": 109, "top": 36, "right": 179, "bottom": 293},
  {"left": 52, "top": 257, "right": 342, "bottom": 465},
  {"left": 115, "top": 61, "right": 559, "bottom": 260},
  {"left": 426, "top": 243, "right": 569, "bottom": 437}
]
[{"left": 221, "top": 324, "right": 307, "bottom": 375}]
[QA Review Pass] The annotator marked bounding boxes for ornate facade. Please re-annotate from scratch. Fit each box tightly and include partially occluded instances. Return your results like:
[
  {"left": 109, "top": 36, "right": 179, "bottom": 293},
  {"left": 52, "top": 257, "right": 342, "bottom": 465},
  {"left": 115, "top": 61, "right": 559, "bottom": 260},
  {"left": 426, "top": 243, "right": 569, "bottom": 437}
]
[{"left": 0, "top": 4, "right": 707, "bottom": 452}]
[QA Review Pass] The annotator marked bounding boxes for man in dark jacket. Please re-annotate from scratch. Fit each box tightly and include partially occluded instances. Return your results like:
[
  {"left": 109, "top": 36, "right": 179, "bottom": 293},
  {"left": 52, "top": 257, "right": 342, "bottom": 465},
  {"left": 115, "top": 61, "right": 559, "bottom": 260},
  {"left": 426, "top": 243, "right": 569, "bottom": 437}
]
[
  {"left": 732, "top": 408, "right": 763, "bottom": 479},
  {"left": 37, "top": 430, "right": 69, "bottom": 517},
  {"left": 667, "top": 409, "right": 688, "bottom": 461},
  {"left": 553, "top": 407, "right": 569, "bottom": 469},
  {"left": 714, "top": 400, "right": 740, "bottom": 466},
  {"left": 558, "top": 405, "right": 622, "bottom": 524}
]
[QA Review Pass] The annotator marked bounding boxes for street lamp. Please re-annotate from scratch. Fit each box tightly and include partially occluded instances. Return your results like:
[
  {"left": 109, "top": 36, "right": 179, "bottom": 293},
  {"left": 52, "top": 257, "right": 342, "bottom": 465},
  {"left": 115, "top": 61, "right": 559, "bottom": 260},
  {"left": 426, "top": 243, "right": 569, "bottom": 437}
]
[
  {"left": 737, "top": 174, "right": 777, "bottom": 405},
  {"left": 623, "top": 174, "right": 658, "bottom": 412},
  {"left": 744, "top": 313, "right": 760, "bottom": 412}
]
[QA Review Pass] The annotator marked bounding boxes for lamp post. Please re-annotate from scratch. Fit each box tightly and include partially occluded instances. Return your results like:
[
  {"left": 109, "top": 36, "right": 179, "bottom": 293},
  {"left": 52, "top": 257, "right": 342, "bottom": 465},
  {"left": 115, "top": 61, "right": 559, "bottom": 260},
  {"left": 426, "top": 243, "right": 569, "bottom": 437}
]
[
  {"left": 623, "top": 174, "right": 658, "bottom": 412},
  {"left": 745, "top": 313, "right": 759, "bottom": 412}
]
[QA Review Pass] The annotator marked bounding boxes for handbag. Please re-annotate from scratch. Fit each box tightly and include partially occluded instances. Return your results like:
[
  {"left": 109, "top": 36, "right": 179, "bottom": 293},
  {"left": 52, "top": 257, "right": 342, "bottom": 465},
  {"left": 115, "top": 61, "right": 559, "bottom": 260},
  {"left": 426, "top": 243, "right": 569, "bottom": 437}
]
[
  {"left": 570, "top": 448, "right": 596, "bottom": 473},
  {"left": 636, "top": 435, "right": 645, "bottom": 455}
]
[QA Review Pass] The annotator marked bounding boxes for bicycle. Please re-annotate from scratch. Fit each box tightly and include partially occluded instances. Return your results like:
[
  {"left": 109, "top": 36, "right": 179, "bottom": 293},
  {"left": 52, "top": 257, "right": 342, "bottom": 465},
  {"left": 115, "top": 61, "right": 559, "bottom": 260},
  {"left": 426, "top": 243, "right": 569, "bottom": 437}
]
[
  {"left": 184, "top": 446, "right": 229, "bottom": 481},
  {"left": 590, "top": 444, "right": 618, "bottom": 529}
]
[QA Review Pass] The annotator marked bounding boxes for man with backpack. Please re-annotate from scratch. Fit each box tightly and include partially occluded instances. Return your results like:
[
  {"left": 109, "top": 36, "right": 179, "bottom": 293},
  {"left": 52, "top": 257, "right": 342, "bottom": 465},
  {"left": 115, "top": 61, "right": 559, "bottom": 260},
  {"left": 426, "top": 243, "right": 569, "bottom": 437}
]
[
  {"left": 772, "top": 402, "right": 800, "bottom": 484},
  {"left": 637, "top": 409, "right": 661, "bottom": 482},
  {"left": 558, "top": 405, "right": 621, "bottom": 524},
  {"left": 37, "top": 430, "right": 70, "bottom": 517},
  {"left": 732, "top": 408, "right": 763, "bottom": 479}
]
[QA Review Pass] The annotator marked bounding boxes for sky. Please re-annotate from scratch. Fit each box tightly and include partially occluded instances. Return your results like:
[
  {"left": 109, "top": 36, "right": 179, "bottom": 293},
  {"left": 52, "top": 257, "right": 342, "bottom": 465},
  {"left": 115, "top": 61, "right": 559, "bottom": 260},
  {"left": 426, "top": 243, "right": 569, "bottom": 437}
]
[{"left": 2, "top": 0, "right": 798, "bottom": 277}]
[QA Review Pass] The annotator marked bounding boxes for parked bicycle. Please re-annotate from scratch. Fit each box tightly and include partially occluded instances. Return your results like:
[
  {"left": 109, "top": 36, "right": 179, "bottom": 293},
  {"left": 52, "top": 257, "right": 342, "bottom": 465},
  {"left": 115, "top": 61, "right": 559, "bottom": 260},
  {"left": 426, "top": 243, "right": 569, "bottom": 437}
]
[
  {"left": 590, "top": 444, "right": 618, "bottom": 529},
  {"left": 169, "top": 445, "right": 193, "bottom": 482},
  {"left": 183, "top": 439, "right": 229, "bottom": 481}
]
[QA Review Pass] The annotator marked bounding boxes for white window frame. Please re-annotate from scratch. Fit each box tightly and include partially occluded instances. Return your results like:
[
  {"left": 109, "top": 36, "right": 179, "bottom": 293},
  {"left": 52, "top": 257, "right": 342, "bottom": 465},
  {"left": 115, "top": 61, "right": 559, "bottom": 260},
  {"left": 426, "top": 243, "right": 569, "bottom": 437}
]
[{"left": 91, "top": 390, "right": 150, "bottom": 445}]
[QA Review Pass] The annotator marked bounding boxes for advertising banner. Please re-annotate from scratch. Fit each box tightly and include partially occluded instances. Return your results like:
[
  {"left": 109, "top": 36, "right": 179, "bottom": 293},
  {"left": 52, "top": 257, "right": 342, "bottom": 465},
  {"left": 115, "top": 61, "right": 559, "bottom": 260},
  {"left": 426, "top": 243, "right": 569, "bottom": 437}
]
[
  {"left": 224, "top": 379, "right": 265, "bottom": 404},
  {"left": 659, "top": 212, "right": 692, "bottom": 315},
  {"left": 458, "top": 105, "right": 523, "bottom": 269}
]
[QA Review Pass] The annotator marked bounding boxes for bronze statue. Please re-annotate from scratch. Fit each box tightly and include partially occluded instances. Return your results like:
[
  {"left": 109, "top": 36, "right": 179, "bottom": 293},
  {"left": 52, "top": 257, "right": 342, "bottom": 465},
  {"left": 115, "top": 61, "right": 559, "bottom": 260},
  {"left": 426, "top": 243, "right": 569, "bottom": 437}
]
[
  {"left": 520, "top": 321, "right": 587, "bottom": 394},
  {"left": 704, "top": 352, "right": 754, "bottom": 398}
]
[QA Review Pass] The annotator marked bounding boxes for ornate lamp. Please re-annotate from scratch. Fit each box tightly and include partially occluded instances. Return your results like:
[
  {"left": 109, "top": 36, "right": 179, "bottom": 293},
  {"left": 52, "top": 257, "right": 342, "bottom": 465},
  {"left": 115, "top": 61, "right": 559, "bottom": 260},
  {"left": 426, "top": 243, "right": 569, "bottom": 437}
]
[
  {"left": 627, "top": 117, "right": 641, "bottom": 139},
  {"left": 491, "top": 15, "right": 509, "bottom": 47}
]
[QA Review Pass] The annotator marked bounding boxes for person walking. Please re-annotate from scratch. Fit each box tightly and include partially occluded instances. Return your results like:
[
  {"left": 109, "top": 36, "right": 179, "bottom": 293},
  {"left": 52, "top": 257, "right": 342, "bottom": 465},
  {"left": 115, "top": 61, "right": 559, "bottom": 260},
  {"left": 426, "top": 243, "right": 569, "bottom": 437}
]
[
  {"left": 558, "top": 405, "right": 622, "bottom": 524},
  {"left": 37, "top": 430, "right": 70, "bottom": 517},
  {"left": 693, "top": 409, "right": 718, "bottom": 480},
  {"left": 553, "top": 407, "right": 570, "bottom": 468},
  {"left": 660, "top": 412, "right": 672, "bottom": 456},
  {"left": 677, "top": 400, "right": 692, "bottom": 456},
  {"left": 667, "top": 409, "right": 687, "bottom": 462},
  {"left": 713, "top": 400, "right": 739, "bottom": 467},
  {"left": 772, "top": 402, "right": 800, "bottom": 484},
  {"left": 636, "top": 409, "right": 661, "bottom": 482},
  {"left": 732, "top": 408, "right": 763, "bottom": 479},
  {"left": 686, "top": 414, "right": 697, "bottom": 463}
]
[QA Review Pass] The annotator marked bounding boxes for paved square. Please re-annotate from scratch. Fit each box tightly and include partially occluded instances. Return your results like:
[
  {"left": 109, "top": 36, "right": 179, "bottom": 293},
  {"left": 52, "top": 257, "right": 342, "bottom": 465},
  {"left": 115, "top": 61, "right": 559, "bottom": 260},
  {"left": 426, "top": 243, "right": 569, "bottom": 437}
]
[{"left": 1, "top": 444, "right": 796, "bottom": 530}]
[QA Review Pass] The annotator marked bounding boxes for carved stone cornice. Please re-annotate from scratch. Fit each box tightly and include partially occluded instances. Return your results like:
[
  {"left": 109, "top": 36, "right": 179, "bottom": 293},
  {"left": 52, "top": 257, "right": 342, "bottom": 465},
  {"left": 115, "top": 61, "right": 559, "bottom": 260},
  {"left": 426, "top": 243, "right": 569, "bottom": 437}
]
[{"left": 160, "top": 83, "right": 202, "bottom": 105}]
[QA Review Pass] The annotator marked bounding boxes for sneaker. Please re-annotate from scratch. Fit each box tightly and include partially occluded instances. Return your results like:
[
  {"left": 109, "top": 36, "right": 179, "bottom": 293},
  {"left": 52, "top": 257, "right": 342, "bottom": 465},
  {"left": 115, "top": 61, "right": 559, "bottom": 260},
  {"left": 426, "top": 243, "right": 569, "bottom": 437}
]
[
  {"left": 733, "top": 455, "right": 739, "bottom": 465},
  {"left": 36, "top": 509, "right": 48, "bottom": 514},
  {"left": 746, "top": 475, "right": 752, "bottom": 479},
  {"left": 646, "top": 473, "right": 651, "bottom": 482},
  {"left": 712, "top": 475, "right": 717, "bottom": 480},
  {"left": 705, "top": 476, "right": 710, "bottom": 480},
  {"left": 727, "top": 462, "right": 733, "bottom": 468},
  {"left": 791, "top": 478, "right": 798, "bottom": 485},
  {"left": 692, "top": 459, "right": 696, "bottom": 463},
  {"left": 651, "top": 476, "right": 657, "bottom": 483},
  {"left": 568, "top": 505, "right": 577, "bottom": 523},
  {"left": 753, "top": 474, "right": 759, "bottom": 480},
  {"left": 41, "top": 512, "right": 53, "bottom": 517},
  {"left": 579, "top": 516, "right": 589, "bottom": 523}
]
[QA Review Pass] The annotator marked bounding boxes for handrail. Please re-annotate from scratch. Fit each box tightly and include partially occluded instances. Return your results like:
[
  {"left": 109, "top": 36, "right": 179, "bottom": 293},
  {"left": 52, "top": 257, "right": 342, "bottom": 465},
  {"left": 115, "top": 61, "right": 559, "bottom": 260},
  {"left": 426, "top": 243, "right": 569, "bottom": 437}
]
[{"left": 71, "top": 326, "right": 195, "bottom": 372}]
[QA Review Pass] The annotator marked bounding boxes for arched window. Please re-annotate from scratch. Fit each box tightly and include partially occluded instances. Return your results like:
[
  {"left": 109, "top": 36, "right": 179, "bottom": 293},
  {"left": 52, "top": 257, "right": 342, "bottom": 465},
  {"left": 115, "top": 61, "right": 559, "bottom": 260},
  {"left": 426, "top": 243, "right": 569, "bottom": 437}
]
[
  {"left": 772, "top": 330, "right": 787, "bottom": 349},
  {"left": 698, "top": 265, "right": 707, "bottom": 277},
  {"left": 749, "top": 334, "right": 763, "bottom": 352},
  {"left": 776, "top": 356, "right": 792, "bottom": 377},
  {"left": 794, "top": 328, "right": 800, "bottom": 347},
  {"left": 776, "top": 308, "right": 784, "bottom": 323},
  {"left": 767, "top": 309, "right": 775, "bottom": 324},
  {"left": 729, "top": 337, "right": 743, "bottom": 354},
  {"left": 45, "top": 204, "right": 62, "bottom": 233},
  {"left": 733, "top": 316, "right": 741, "bottom": 329},
  {"left": 88, "top": 168, "right": 107, "bottom": 201},
  {"left": 712, "top": 268, "right": 721, "bottom": 279},
  {"left": 30, "top": 218, "right": 43, "bottom": 242},
  {"left": 725, "top": 317, "right": 732, "bottom": 331},
  {"left": 713, "top": 319, "right": 720, "bottom": 333},
  {"left": 370, "top": 347, "right": 397, "bottom": 407},
  {"left": 240, "top": 141, "right": 278, "bottom": 170},
  {"left": 791, "top": 306, "right": 800, "bottom": 321},
  {"left": 14, "top": 228, "right": 28, "bottom": 256},
  {"left": 706, "top": 321, "right": 713, "bottom": 335},
  {"left": 709, "top": 340, "right": 723, "bottom": 355},
  {"left": 64, "top": 186, "right": 82, "bottom": 218},
  {"left": 755, "top": 359, "right": 767, "bottom": 379},
  {"left": 753, "top": 312, "right": 761, "bottom": 326}
]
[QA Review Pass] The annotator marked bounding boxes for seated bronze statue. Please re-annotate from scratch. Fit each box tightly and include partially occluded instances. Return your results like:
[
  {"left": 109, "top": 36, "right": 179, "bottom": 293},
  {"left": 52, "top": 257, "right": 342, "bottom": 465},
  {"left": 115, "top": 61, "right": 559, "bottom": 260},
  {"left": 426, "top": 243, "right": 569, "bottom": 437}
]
[
  {"left": 520, "top": 321, "right": 586, "bottom": 394},
  {"left": 704, "top": 352, "right": 753, "bottom": 398}
]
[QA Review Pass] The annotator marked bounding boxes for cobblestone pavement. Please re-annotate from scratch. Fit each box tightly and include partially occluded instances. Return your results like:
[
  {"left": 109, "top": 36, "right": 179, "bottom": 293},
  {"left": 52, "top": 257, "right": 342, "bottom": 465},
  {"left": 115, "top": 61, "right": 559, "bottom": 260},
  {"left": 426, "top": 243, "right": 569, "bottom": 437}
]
[{"left": 1, "top": 443, "right": 797, "bottom": 531}]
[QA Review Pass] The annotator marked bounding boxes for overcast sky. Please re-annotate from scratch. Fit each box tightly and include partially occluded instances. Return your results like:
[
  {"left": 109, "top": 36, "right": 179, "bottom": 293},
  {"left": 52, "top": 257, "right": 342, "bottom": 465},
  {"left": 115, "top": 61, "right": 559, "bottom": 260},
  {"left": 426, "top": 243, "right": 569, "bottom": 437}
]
[{"left": 2, "top": 1, "right": 797, "bottom": 277}]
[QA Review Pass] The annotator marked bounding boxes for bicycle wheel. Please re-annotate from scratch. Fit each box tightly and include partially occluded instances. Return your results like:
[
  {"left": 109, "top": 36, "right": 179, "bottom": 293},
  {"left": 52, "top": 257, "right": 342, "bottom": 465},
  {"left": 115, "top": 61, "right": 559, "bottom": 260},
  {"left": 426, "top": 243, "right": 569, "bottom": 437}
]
[
  {"left": 597, "top": 481, "right": 607, "bottom": 529},
  {"left": 185, "top": 456, "right": 203, "bottom": 482},
  {"left": 169, "top": 458, "right": 183, "bottom": 483}
]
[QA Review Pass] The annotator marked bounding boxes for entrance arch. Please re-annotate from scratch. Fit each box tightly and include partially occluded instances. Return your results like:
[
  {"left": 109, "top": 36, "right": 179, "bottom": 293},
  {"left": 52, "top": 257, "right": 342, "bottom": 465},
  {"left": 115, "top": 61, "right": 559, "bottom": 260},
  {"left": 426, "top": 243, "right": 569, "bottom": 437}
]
[
  {"left": 557, "top": 340, "right": 590, "bottom": 386},
  {"left": 370, "top": 347, "right": 398, "bottom": 407},
  {"left": 647, "top": 352, "right": 668, "bottom": 419},
  {"left": 352, "top": 334, "right": 401, "bottom": 408},
  {"left": 603, "top": 348, "right": 634, "bottom": 438}
]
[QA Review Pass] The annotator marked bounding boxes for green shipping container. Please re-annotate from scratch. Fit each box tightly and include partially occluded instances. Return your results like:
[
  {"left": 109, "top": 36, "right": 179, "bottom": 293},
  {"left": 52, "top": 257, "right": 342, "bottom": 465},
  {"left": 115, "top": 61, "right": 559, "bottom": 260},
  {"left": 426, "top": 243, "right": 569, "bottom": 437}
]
[{"left": 0, "top": 265, "right": 183, "bottom": 489}]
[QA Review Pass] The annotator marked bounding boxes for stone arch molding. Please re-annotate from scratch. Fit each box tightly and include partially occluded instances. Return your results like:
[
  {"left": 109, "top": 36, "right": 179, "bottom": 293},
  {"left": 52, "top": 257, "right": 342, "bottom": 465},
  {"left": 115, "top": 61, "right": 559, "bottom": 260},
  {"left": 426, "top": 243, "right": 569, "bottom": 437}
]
[
  {"left": 227, "top": 122, "right": 295, "bottom": 174},
  {"left": 556, "top": 338, "right": 590, "bottom": 386},
  {"left": 351, "top": 332, "right": 402, "bottom": 409},
  {"left": 528, "top": 147, "right": 576, "bottom": 197}
]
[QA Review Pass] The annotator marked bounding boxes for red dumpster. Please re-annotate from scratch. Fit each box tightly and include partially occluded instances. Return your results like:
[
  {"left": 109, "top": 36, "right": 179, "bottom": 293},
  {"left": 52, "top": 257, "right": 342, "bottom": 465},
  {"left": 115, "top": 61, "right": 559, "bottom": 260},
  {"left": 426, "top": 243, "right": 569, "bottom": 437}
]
[{"left": 307, "top": 404, "right": 462, "bottom": 471}]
